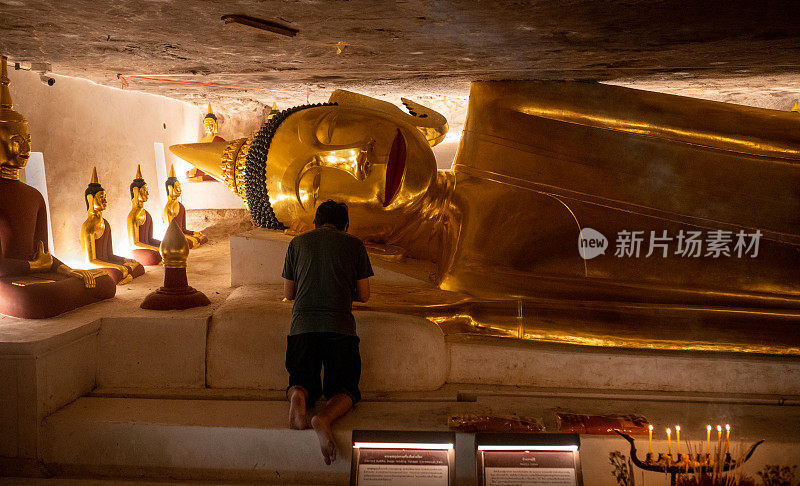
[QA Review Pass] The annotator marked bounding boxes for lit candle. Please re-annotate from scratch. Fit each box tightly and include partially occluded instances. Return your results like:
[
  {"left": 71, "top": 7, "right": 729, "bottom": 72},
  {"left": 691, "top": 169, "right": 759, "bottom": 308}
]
[
  {"left": 667, "top": 427, "right": 672, "bottom": 455},
  {"left": 725, "top": 424, "right": 730, "bottom": 454},
  {"left": 717, "top": 425, "right": 722, "bottom": 452},
  {"left": 676, "top": 425, "right": 681, "bottom": 454},
  {"left": 648, "top": 425, "right": 653, "bottom": 453},
  {"left": 706, "top": 425, "right": 711, "bottom": 454}
]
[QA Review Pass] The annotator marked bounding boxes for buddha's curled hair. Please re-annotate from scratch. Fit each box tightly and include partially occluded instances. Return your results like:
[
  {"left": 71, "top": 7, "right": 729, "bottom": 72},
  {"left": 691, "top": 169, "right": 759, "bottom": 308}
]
[
  {"left": 130, "top": 177, "right": 146, "bottom": 199},
  {"left": 84, "top": 182, "right": 104, "bottom": 210},
  {"left": 244, "top": 102, "right": 337, "bottom": 229}
]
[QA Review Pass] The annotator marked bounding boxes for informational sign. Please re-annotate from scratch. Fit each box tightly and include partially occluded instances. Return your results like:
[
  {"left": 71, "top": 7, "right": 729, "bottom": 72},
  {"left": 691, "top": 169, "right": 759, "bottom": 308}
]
[
  {"left": 350, "top": 431, "right": 456, "bottom": 486},
  {"left": 477, "top": 433, "right": 582, "bottom": 486}
]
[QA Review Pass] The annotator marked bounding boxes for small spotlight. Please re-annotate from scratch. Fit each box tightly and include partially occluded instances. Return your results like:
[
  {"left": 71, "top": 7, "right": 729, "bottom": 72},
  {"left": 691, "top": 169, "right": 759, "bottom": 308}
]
[{"left": 39, "top": 74, "right": 55, "bottom": 86}]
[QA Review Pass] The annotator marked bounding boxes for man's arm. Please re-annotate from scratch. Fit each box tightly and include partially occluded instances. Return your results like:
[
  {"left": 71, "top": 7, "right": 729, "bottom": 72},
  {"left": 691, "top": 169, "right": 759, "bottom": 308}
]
[
  {"left": 283, "top": 278, "right": 296, "bottom": 300},
  {"left": 354, "top": 277, "right": 370, "bottom": 303}
]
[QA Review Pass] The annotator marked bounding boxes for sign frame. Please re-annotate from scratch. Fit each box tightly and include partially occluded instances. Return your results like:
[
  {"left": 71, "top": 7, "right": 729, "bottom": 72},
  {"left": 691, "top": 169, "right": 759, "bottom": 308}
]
[
  {"left": 350, "top": 430, "right": 457, "bottom": 486},
  {"left": 476, "top": 433, "right": 583, "bottom": 486}
]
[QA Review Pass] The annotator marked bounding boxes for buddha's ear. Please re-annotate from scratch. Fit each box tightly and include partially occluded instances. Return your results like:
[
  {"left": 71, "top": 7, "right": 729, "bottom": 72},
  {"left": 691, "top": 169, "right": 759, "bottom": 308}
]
[
  {"left": 131, "top": 186, "right": 140, "bottom": 199},
  {"left": 85, "top": 193, "right": 94, "bottom": 209},
  {"left": 328, "top": 90, "right": 448, "bottom": 147}
]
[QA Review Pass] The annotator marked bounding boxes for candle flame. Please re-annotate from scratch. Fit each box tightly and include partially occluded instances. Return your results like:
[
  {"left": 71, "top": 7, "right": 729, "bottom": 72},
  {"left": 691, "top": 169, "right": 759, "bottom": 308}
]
[
  {"left": 725, "top": 424, "right": 730, "bottom": 431},
  {"left": 707, "top": 425, "right": 712, "bottom": 431},
  {"left": 667, "top": 428, "right": 671, "bottom": 434},
  {"left": 717, "top": 425, "right": 722, "bottom": 432},
  {"left": 676, "top": 425, "right": 680, "bottom": 431},
  {"left": 649, "top": 425, "right": 653, "bottom": 431}
]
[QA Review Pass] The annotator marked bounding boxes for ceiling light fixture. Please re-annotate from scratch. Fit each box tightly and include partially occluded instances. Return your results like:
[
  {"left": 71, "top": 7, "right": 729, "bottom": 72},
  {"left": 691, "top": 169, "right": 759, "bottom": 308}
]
[{"left": 221, "top": 14, "right": 298, "bottom": 37}]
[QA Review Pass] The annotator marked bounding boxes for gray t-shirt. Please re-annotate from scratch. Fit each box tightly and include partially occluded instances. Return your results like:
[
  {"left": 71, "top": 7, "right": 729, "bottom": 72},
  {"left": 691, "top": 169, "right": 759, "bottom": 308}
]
[{"left": 282, "top": 226, "right": 374, "bottom": 336}]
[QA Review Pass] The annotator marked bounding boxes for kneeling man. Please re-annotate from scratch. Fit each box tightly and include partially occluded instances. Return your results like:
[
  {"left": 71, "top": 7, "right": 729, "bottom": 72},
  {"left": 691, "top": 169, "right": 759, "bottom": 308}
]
[{"left": 282, "top": 200, "right": 373, "bottom": 465}]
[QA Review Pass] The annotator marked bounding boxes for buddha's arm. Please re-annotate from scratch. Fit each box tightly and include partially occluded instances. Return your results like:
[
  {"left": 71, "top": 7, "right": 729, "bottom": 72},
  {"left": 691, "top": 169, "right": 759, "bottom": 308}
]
[
  {"left": 127, "top": 213, "right": 159, "bottom": 251},
  {"left": 82, "top": 229, "right": 129, "bottom": 276}
]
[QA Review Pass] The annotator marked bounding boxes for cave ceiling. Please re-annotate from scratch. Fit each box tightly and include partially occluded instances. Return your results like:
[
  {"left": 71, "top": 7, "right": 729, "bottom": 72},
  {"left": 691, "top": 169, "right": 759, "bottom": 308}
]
[{"left": 1, "top": 0, "right": 799, "bottom": 130}]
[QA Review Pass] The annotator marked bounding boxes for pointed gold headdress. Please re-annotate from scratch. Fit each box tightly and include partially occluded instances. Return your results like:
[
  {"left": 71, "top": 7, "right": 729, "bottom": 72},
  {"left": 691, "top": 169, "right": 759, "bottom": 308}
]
[
  {"left": 135, "top": 164, "right": 143, "bottom": 179},
  {"left": 0, "top": 55, "right": 26, "bottom": 125},
  {"left": 204, "top": 102, "right": 217, "bottom": 121}
]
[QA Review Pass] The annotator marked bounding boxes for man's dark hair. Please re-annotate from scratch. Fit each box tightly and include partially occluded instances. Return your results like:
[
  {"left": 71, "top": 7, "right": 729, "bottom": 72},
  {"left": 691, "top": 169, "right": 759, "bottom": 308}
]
[
  {"left": 130, "top": 177, "right": 146, "bottom": 199},
  {"left": 314, "top": 200, "right": 349, "bottom": 231}
]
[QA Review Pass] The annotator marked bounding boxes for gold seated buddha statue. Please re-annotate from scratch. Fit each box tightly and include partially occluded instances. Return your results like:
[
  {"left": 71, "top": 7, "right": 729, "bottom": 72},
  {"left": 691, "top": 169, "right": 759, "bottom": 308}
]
[
  {"left": 0, "top": 56, "right": 115, "bottom": 319},
  {"left": 127, "top": 165, "right": 161, "bottom": 266},
  {"left": 163, "top": 165, "right": 207, "bottom": 248},
  {"left": 170, "top": 82, "right": 800, "bottom": 327},
  {"left": 186, "top": 103, "right": 223, "bottom": 182},
  {"left": 80, "top": 168, "right": 144, "bottom": 285}
]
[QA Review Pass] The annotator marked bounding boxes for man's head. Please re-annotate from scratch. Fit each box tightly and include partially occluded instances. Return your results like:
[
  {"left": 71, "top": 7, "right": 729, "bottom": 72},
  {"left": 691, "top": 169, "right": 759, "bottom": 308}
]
[{"left": 314, "top": 200, "right": 349, "bottom": 231}]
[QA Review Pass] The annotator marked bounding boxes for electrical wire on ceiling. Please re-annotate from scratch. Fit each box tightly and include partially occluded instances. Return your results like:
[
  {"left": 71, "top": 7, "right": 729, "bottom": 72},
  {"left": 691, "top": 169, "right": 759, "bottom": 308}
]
[{"left": 117, "top": 74, "right": 311, "bottom": 103}]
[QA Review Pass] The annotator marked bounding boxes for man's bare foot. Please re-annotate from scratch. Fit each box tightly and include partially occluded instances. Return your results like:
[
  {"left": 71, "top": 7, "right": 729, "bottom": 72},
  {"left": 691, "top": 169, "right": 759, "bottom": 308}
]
[
  {"left": 288, "top": 387, "right": 308, "bottom": 430},
  {"left": 311, "top": 415, "right": 337, "bottom": 465}
]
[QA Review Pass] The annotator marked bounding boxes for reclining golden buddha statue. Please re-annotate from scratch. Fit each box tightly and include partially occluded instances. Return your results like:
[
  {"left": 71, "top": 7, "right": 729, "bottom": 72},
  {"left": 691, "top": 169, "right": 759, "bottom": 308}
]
[
  {"left": 0, "top": 56, "right": 115, "bottom": 319},
  {"left": 170, "top": 81, "right": 800, "bottom": 319}
]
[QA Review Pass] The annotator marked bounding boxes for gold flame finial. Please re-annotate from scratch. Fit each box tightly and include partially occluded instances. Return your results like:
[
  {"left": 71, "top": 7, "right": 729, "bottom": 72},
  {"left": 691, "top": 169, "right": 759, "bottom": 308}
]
[
  {"left": 168, "top": 164, "right": 176, "bottom": 178},
  {"left": 135, "top": 164, "right": 143, "bottom": 179},
  {"left": 207, "top": 102, "right": 214, "bottom": 116},
  {"left": 160, "top": 218, "right": 189, "bottom": 268},
  {"left": 90, "top": 166, "right": 99, "bottom": 184},
  {"left": 1, "top": 55, "right": 11, "bottom": 111},
  {"left": 792, "top": 100, "right": 799, "bottom": 113},
  {"left": 0, "top": 55, "right": 25, "bottom": 125}
]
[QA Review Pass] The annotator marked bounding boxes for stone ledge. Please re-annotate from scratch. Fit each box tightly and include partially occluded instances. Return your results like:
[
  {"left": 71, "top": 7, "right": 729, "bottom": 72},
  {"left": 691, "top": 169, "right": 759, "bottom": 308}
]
[
  {"left": 37, "top": 395, "right": 800, "bottom": 484},
  {"left": 207, "top": 285, "right": 448, "bottom": 391}
]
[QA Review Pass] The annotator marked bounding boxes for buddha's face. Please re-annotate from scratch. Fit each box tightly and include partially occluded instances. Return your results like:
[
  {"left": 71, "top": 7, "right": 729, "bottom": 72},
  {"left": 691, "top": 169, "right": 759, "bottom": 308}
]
[
  {"left": 0, "top": 120, "right": 31, "bottom": 170},
  {"left": 203, "top": 117, "right": 217, "bottom": 136},
  {"left": 90, "top": 190, "right": 107, "bottom": 212},
  {"left": 135, "top": 184, "right": 149, "bottom": 203},
  {"left": 266, "top": 105, "right": 437, "bottom": 234},
  {"left": 169, "top": 180, "right": 182, "bottom": 198}
]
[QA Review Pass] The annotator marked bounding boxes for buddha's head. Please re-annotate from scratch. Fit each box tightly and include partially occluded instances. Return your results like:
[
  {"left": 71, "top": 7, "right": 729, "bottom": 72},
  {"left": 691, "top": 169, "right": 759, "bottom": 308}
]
[
  {"left": 165, "top": 164, "right": 182, "bottom": 200},
  {"left": 85, "top": 167, "right": 107, "bottom": 212},
  {"left": 203, "top": 103, "right": 218, "bottom": 137},
  {"left": 0, "top": 56, "right": 31, "bottom": 178},
  {"left": 170, "top": 91, "right": 448, "bottom": 235},
  {"left": 166, "top": 177, "right": 181, "bottom": 199},
  {"left": 130, "top": 164, "right": 149, "bottom": 203}
]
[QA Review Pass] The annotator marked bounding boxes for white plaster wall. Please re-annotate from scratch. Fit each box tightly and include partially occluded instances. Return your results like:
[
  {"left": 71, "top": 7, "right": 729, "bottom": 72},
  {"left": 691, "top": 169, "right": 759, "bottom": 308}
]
[{"left": 6, "top": 68, "right": 203, "bottom": 262}]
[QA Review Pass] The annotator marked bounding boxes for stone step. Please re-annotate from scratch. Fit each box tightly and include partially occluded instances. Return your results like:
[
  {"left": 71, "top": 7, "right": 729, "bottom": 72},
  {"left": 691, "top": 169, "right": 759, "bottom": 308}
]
[{"left": 39, "top": 393, "right": 800, "bottom": 485}]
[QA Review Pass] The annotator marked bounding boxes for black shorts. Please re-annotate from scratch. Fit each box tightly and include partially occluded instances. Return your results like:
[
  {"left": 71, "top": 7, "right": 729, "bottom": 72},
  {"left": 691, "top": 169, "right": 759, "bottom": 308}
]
[{"left": 286, "top": 332, "right": 361, "bottom": 405}]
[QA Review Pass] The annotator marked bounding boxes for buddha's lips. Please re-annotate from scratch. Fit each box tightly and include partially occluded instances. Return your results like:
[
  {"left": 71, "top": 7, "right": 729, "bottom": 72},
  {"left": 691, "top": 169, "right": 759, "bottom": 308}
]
[{"left": 384, "top": 129, "right": 406, "bottom": 207}]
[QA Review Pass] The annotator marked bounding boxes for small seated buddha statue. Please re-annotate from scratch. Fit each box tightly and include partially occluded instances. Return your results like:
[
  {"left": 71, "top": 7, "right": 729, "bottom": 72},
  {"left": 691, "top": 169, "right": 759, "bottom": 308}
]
[
  {"left": 0, "top": 55, "right": 115, "bottom": 319},
  {"left": 80, "top": 168, "right": 144, "bottom": 284},
  {"left": 126, "top": 164, "right": 162, "bottom": 266},
  {"left": 163, "top": 165, "right": 208, "bottom": 248},
  {"left": 186, "top": 103, "right": 223, "bottom": 182}
]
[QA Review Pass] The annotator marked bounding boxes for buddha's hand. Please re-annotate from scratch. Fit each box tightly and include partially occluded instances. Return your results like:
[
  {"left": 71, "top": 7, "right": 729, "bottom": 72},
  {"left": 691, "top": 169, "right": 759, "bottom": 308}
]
[
  {"left": 28, "top": 241, "right": 54, "bottom": 271},
  {"left": 124, "top": 258, "right": 141, "bottom": 269},
  {"left": 70, "top": 269, "right": 98, "bottom": 289}
]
